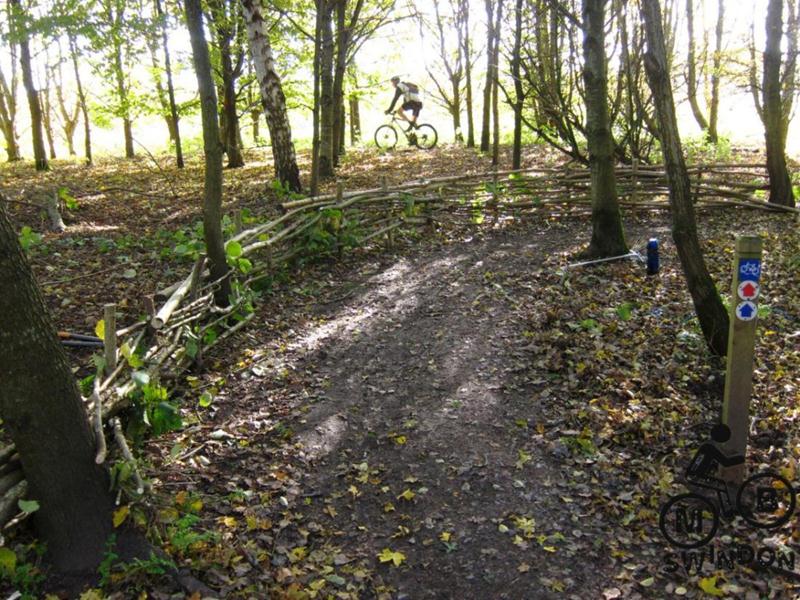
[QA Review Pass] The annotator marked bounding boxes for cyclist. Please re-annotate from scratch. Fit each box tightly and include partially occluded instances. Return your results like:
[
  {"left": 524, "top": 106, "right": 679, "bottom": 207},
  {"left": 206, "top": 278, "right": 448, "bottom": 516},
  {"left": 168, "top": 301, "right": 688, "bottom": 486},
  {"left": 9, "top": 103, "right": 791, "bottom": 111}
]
[
  {"left": 685, "top": 423, "right": 744, "bottom": 502},
  {"left": 385, "top": 76, "right": 423, "bottom": 131}
]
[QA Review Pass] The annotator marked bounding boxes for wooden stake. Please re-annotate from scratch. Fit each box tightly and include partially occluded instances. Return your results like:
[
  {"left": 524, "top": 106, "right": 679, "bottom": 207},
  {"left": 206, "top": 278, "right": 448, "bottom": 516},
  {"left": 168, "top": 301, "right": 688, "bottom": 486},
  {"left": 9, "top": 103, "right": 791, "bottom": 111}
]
[
  {"left": 234, "top": 209, "right": 244, "bottom": 234},
  {"left": 103, "top": 303, "right": 117, "bottom": 371},
  {"left": 720, "top": 235, "right": 763, "bottom": 484}
]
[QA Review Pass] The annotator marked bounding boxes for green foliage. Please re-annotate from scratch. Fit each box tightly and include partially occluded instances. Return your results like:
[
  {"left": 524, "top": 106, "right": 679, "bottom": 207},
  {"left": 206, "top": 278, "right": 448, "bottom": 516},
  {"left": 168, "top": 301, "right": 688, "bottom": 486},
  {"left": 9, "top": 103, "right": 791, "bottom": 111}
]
[
  {"left": 0, "top": 542, "right": 46, "bottom": 598},
  {"left": 683, "top": 134, "right": 732, "bottom": 163},
  {"left": 298, "top": 207, "right": 361, "bottom": 260},
  {"left": 58, "top": 187, "right": 79, "bottom": 210},
  {"left": 225, "top": 239, "right": 252, "bottom": 274},
  {"left": 127, "top": 378, "right": 182, "bottom": 439},
  {"left": 18, "top": 226, "right": 42, "bottom": 252},
  {"left": 164, "top": 223, "right": 205, "bottom": 262},
  {"left": 99, "top": 534, "right": 175, "bottom": 591},
  {"left": 271, "top": 178, "right": 305, "bottom": 202}
]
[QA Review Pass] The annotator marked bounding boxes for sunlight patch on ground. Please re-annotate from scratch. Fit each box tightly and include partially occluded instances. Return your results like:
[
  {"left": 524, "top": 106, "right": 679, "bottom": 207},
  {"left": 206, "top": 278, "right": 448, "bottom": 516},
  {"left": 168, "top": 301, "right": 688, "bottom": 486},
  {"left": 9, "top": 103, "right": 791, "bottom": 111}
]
[
  {"left": 65, "top": 223, "right": 121, "bottom": 234},
  {"left": 296, "top": 412, "right": 348, "bottom": 461}
]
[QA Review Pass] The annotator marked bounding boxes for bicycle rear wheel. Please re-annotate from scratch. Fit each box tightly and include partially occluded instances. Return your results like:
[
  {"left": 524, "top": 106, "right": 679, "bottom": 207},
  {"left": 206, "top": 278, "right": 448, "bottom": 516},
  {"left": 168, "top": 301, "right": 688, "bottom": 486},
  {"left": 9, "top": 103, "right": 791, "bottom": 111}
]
[
  {"left": 375, "top": 125, "right": 398, "bottom": 150},
  {"left": 414, "top": 124, "right": 437, "bottom": 150}
]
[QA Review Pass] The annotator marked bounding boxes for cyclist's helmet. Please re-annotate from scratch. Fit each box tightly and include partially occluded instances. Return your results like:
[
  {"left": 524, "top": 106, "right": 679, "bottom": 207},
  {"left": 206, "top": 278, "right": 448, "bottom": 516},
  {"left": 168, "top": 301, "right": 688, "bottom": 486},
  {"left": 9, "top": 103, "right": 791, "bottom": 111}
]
[{"left": 391, "top": 76, "right": 400, "bottom": 84}]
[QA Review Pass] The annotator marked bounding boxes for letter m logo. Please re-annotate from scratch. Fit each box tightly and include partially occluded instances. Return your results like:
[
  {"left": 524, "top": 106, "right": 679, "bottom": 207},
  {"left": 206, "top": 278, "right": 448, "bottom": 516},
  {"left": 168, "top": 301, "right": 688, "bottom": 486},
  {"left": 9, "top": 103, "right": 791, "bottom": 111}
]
[{"left": 675, "top": 507, "right": 704, "bottom": 534}]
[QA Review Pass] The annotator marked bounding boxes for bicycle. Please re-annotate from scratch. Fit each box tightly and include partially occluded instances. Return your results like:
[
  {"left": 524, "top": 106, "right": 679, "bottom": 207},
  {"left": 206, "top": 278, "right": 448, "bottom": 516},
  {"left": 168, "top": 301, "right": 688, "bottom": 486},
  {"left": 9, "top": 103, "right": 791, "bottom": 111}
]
[
  {"left": 374, "top": 116, "right": 437, "bottom": 151},
  {"left": 659, "top": 470, "right": 796, "bottom": 549}
]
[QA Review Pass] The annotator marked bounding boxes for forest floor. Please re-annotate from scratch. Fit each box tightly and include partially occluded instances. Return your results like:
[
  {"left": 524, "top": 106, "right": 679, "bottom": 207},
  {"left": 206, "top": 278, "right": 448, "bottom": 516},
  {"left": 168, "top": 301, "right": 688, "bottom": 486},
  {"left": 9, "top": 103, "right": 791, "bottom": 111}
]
[{"left": 1, "top": 144, "right": 799, "bottom": 599}]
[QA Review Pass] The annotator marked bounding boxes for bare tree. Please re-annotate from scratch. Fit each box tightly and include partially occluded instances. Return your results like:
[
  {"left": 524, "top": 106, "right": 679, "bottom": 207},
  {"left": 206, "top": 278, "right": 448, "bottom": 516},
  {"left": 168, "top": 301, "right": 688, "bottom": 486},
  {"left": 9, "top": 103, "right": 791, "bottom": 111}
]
[
  {"left": 241, "top": 0, "right": 302, "bottom": 192},
  {"left": 9, "top": 0, "right": 47, "bottom": 170},
  {"left": 582, "top": 0, "right": 627, "bottom": 258},
  {"left": 185, "top": 0, "right": 232, "bottom": 306},
  {"left": 641, "top": 0, "right": 729, "bottom": 356},
  {"left": 762, "top": 0, "right": 796, "bottom": 207}
]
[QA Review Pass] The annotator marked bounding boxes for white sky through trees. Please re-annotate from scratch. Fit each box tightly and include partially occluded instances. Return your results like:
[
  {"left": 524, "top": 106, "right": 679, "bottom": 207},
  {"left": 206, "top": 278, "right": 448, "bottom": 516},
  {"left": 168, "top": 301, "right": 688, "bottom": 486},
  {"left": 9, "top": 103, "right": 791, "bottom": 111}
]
[{"left": 0, "top": 0, "right": 798, "bottom": 157}]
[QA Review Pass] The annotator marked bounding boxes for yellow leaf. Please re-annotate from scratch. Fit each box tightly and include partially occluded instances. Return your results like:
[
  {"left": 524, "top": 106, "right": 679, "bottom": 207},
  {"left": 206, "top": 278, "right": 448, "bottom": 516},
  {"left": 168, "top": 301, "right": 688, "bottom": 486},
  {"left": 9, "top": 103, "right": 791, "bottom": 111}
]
[
  {"left": 219, "top": 516, "right": 237, "bottom": 528},
  {"left": 377, "top": 548, "right": 406, "bottom": 567},
  {"left": 518, "top": 563, "right": 530, "bottom": 573},
  {"left": 309, "top": 579, "right": 326, "bottom": 591},
  {"left": 290, "top": 546, "right": 307, "bottom": 562},
  {"left": 324, "top": 505, "right": 338, "bottom": 518},
  {"left": 383, "top": 502, "right": 395, "bottom": 513},
  {"left": 439, "top": 531, "right": 451, "bottom": 542},
  {"left": 398, "top": 489, "right": 415, "bottom": 501},
  {"left": 113, "top": 505, "right": 130, "bottom": 528},
  {"left": 348, "top": 485, "right": 360, "bottom": 497},
  {"left": 543, "top": 546, "right": 557, "bottom": 553},
  {"left": 698, "top": 576, "right": 724, "bottom": 597},
  {"left": 95, "top": 319, "right": 105, "bottom": 340},
  {"left": 394, "top": 435, "right": 407, "bottom": 445}
]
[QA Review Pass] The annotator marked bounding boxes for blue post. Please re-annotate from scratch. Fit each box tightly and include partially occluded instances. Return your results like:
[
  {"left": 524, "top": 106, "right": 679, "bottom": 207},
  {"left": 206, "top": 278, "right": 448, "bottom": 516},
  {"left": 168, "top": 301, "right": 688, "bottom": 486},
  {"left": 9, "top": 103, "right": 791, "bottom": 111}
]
[{"left": 647, "top": 238, "right": 659, "bottom": 275}]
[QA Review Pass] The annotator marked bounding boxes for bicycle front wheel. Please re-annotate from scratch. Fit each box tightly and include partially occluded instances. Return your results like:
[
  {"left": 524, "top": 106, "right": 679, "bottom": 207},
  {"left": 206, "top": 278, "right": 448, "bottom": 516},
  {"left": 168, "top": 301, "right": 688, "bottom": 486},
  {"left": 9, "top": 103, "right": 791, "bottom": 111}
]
[
  {"left": 659, "top": 492, "right": 719, "bottom": 549},
  {"left": 736, "top": 471, "right": 796, "bottom": 529},
  {"left": 375, "top": 125, "right": 398, "bottom": 150},
  {"left": 414, "top": 124, "right": 437, "bottom": 150}
]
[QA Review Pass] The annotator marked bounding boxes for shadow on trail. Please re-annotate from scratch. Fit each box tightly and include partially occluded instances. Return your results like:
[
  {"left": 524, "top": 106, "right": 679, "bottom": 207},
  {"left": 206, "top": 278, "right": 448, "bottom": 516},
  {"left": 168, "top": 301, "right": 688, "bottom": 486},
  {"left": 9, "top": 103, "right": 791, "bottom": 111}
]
[{"left": 251, "top": 226, "right": 611, "bottom": 598}]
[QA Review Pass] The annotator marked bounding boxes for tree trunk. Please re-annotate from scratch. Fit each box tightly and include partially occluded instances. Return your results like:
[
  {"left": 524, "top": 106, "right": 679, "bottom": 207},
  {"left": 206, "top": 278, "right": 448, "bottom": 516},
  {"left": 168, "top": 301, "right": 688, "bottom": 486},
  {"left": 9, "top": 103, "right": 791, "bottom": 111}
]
[
  {"left": 332, "top": 0, "right": 348, "bottom": 164},
  {"left": 11, "top": 0, "right": 48, "bottom": 171},
  {"left": 491, "top": 0, "right": 504, "bottom": 165},
  {"left": 349, "top": 93, "right": 360, "bottom": 144},
  {"left": 462, "top": 0, "right": 475, "bottom": 148},
  {"left": 480, "top": 0, "right": 494, "bottom": 152},
  {"left": 156, "top": 0, "right": 184, "bottom": 168},
  {"left": 318, "top": 1, "right": 335, "bottom": 178},
  {"left": 69, "top": 34, "right": 92, "bottom": 165},
  {"left": 0, "top": 200, "right": 114, "bottom": 572},
  {"left": 685, "top": 0, "right": 709, "bottom": 134},
  {"left": 0, "top": 65, "right": 21, "bottom": 161},
  {"left": 763, "top": 0, "right": 795, "bottom": 207},
  {"left": 338, "top": 102, "right": 346, "bottom": 154},
  {"left": 641, "top": 0, "right": 729, "bottom": 357},
  {"left": 311, "top": 3, "right": 322, "bottom": 196},
  {"left": 707, "top": 0, "right": 723, "bottom": 143},
  {"left": 583, "top": 0, "right": 627, "bottom": 258},
  {"left": 511, "top": 0, "right": 524, "bottom": 169},
  {"left": 215, "top": 9, "right": 245, "bottom": 169},
  {"left": 54, "top": 52, "right": 79, "bottom": 157},
  {"left": 452, "top": 84, "right": 463, "bottom": 143},
  {"left": 185, "top": 0, "right": 232, "bottom": 307},
  {"left": 241, "top": 0, "right": 302, "bottom": 192},
  {"left": 108, "top": 11, "right": 135, "bottom": 160},
  {"left": 40, "top": 88, "right": 57, "bottom": 160}
]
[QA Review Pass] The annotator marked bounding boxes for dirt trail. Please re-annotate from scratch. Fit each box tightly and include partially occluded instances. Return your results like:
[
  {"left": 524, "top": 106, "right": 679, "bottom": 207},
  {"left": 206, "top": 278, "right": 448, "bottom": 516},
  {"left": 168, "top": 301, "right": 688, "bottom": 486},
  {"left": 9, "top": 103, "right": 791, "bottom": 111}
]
[
  {"left": 199, "top": 222, "right": 616, "bottom": 599},
  {"left": 287, "top": 228, "right": 608, "bottom": 598}
]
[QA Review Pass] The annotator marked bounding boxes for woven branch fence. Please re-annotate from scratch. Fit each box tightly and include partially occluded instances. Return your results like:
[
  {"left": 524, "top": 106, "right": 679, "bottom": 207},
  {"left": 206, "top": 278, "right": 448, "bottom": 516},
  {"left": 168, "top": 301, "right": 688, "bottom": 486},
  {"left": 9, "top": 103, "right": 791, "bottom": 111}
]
[{"left": 0, "top": 161, "right": 796, "bottom": 527}]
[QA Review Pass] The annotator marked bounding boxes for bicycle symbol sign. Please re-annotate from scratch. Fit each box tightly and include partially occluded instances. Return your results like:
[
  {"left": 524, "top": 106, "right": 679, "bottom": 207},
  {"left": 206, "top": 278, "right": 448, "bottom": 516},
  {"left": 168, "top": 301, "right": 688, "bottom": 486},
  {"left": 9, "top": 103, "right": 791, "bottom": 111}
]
[{"left": 738, "top": 259, "right": 762, "bottom": 282}]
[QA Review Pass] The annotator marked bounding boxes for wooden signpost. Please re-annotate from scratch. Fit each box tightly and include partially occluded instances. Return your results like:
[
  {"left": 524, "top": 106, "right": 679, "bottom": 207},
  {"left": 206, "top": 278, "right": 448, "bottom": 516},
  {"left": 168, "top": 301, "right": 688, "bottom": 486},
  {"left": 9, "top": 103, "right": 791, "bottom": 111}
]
[{"left": 720, "top": 235, "right": 763, "bottom": 483}]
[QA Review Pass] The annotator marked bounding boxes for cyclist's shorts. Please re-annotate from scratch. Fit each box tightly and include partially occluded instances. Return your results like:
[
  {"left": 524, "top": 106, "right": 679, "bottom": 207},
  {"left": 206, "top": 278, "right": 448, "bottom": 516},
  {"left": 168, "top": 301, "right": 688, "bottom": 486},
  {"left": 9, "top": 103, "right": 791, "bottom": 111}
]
[{"left": 402, "top": 101, "right": 422, "bottom": 117}]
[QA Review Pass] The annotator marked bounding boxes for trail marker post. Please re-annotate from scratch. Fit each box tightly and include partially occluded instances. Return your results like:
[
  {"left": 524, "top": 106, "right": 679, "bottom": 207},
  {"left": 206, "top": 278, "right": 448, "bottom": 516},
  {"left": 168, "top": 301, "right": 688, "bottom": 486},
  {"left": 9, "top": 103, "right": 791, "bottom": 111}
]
[{"left": 720, "top": 235, "right": 763, "bottom": 484}]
